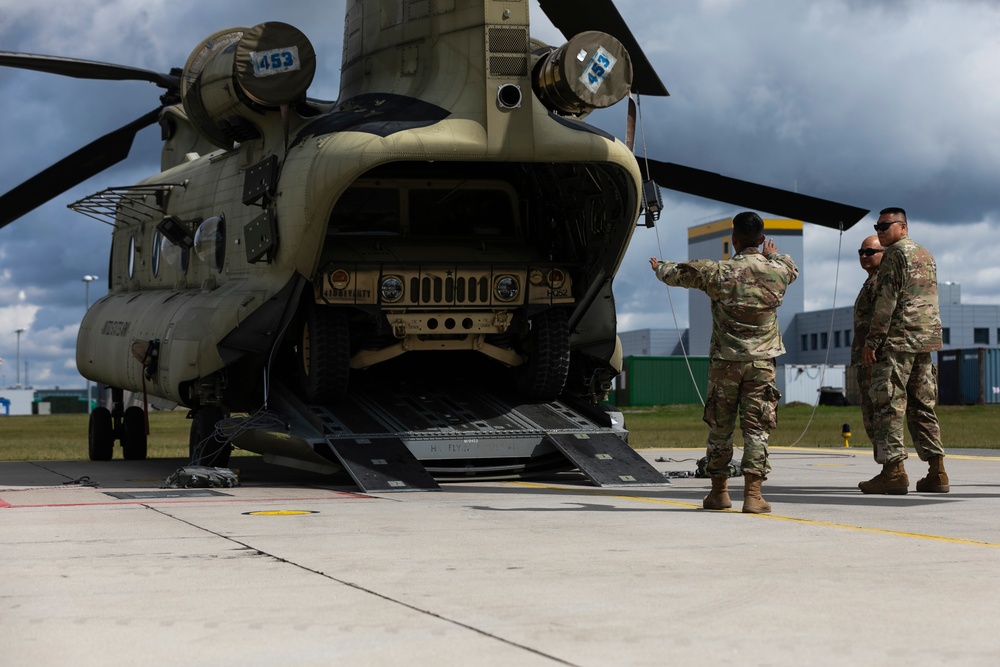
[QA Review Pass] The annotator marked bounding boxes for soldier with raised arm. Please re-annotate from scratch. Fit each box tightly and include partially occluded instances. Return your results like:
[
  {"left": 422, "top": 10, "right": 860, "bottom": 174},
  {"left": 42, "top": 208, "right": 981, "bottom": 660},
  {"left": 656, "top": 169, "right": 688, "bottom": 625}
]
[{"left": 649, "top": 211, "right": 798, "bottom": 513}]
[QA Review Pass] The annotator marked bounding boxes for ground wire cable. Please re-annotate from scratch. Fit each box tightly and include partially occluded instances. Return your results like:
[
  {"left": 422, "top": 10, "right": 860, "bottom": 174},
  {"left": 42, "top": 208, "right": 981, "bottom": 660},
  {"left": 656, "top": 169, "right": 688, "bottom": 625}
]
[
  {"left": 635, "top": 93, "right": 706, "bottom": 406},
  {"left": 785, "top": 222, "right": 846, "bottom": 447},
  {"left": 636, "top": 88, "right": 847, "bottom": 447}
]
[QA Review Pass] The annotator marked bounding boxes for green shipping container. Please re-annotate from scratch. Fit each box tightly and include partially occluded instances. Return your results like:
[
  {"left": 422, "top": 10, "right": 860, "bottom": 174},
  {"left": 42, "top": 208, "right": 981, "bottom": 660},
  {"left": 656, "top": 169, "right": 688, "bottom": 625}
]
[
  {"left": 33, "top": 395, "right": 88, "bottom": 414},
  {"left": 616, "top": 356, "right": 710, "bottom": 407}
]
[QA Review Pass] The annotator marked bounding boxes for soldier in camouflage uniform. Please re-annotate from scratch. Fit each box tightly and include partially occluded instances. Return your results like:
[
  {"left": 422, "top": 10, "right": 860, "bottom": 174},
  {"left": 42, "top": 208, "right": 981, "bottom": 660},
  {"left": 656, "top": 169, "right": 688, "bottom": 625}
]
[
  {"left": 860, "top": 207, "right": 949, "bottom": 494},
  {"left": 852, "top": 235, "right": 885, "bottom": 454},
  {"left": 649, "top": 211, "right": 798, "bottom": 513}
]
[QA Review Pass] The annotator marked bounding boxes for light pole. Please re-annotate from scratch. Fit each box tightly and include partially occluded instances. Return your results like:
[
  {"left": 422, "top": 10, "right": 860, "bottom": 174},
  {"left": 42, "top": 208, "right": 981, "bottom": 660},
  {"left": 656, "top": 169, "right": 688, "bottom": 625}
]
[
  {"left": 15, "top": 328, "right": 25, "bottom": 388},
  {"left": 82, "top": 275, "right": 99, "bottom": 413}
]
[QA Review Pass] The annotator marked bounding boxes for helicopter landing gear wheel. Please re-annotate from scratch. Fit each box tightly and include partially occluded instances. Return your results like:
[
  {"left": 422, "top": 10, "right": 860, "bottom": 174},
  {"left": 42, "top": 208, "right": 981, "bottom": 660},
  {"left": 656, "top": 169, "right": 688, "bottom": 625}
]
[
  {"left": 515, "top": 308, "right": 571, "bottom": 402},
  {"left": 296, "top": 304, "right": 350, "bottom": 404},
  {"left": 88, "top": 407, "right": 114, "bottom": 461},
  {"left": 189, "top": 406, "right": 231, "bottom": 468},
  {"left": 121, "top": 406, "right": 148, "bottom": 460}
]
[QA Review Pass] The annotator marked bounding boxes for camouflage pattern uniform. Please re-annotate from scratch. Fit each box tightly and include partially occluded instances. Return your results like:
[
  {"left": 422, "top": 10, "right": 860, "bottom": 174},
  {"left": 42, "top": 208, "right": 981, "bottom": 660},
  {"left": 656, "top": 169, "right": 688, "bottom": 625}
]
[
  {"left": 655, "top": 249, "right": 798, "bottom": 477},
  {"left": 852, "top": 273, "right": 879, "bottom": 455},
  {"left": 863, "top": 236, "right": 944, "bottom": 464}
]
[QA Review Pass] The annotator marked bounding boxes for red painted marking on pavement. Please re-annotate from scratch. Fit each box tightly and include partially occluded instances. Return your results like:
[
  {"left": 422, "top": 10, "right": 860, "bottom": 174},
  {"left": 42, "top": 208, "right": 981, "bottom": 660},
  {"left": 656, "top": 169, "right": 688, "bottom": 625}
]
[{"left": 0, "top": 497, "right": 11, "bottom": 509}]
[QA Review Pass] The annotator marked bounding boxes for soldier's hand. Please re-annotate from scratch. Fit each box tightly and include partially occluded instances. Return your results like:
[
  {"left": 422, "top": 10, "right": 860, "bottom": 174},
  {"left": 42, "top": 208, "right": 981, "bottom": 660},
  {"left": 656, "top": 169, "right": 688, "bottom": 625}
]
[
  {"left": 762, "top": 238, "right": 777, "bottom": 255},
  {"left": 862, "top": 348, "right": 876, "bottom": 366},
  {"left": 649, "top": 257, "right": 660, "bottom": 271}
]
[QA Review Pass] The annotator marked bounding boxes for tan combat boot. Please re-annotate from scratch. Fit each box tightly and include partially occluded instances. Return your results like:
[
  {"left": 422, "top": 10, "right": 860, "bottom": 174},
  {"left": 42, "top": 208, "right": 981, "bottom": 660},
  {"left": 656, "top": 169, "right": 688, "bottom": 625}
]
[
  {"left": 915, "top": 456, "right": 950, "bottom": 493},
  {"left": 703, "top": 476, "right": 732, "bottom": 510},
  {"left": 742, "top": 473, "right": 771, "bottom": 514},
  {"left": 858, "top": 460, "right": 909, "bottom": 494}
]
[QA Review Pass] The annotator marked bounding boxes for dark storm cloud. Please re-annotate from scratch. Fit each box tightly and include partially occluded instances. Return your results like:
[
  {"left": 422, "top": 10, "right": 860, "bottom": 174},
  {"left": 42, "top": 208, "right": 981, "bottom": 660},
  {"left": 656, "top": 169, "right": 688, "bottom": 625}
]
[
  {"left": 613, "top": 0, "right": 1000, "bottom": 225},
  {"left": 541, "top": 0, "right": 1000, "bottom": 331}
]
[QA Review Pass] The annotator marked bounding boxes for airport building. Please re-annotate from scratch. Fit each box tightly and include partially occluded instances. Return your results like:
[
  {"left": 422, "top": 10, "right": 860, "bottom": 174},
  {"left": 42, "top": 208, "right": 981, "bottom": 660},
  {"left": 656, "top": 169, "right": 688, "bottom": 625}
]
[
  {"left": 791, "top": 282, "right": 1000, "bottom": 366},
  {"left": 0, "top": 388, "right": 92, "bottom": 416}
]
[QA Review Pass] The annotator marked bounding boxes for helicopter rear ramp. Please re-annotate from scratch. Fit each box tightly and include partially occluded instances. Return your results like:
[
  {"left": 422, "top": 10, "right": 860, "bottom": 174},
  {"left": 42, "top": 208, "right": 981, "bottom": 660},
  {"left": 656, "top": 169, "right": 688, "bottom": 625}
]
[{"left": 258, "top": 377, "right": 670, "bottom": 493}]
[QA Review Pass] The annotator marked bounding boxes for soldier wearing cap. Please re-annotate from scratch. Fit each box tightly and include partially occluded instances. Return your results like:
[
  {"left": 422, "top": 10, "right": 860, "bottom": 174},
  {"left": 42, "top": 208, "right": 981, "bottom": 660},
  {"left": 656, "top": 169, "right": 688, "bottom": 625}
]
[
  {"left": 649, "top": 211, "right": 798, "bottom": 513},
  {"left": 859, "top": 207, "right": 949, "bottom": 494}
]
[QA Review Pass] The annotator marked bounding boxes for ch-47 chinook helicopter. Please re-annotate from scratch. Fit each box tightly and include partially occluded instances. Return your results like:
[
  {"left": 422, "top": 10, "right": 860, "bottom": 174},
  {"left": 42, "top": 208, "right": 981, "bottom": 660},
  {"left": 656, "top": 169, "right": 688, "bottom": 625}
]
[{"left": 0, "top": 1, "right": 866, "bottom": 489}]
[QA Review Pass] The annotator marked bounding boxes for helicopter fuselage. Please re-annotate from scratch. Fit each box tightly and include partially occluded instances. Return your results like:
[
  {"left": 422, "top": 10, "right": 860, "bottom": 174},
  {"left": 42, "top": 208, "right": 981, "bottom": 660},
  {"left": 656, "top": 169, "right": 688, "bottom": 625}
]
[{"left": 76, "top": 2, "right": 642, "bottom": 413}]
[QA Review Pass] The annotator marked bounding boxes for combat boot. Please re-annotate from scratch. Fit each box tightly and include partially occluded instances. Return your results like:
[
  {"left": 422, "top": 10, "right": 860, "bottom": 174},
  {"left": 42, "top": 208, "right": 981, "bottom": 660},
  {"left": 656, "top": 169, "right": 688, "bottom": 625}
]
[
  {"left": 858, "top": 460, "right": 909, "bottom": 495},
  {"left": 742, "top": 473, "right": 771, "bottom": 514},
  {"left": 915, "top": 456, "right": 950, "bottom": 493},
  {"left": 703, "top": 476, "right": 732, "bottom": 510}
]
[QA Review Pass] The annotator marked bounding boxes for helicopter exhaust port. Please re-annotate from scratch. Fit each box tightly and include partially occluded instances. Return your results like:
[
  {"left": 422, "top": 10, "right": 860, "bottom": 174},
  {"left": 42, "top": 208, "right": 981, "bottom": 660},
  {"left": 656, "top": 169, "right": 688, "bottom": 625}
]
[
  {"left": 532, "top": 30, "right": 633, "bottom": 117},
  {"left": 497, "top": 83, "right": 522, "bottom": 110}
]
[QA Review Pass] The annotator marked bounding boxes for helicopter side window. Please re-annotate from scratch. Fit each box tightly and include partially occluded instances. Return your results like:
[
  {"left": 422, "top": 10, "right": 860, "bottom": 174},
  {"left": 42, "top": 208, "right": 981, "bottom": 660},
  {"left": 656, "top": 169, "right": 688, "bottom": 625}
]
[
  {"left": 160, "top": 234, "right": 190, "bottom": 274},
  {"left": 128, "top": 234, "right": 136, "bottom": 278},
  {"left": 408, "top": 188, "right": 516, "bottom": 238},
  {"left": 152, "top": 230, "right": 162, "bottom": 277},
  {"left": 328, "top": 188, "right": 401, "bottom": 236},
  {"left": 194, "top": 215, "right": 226, "bottom": 272}
]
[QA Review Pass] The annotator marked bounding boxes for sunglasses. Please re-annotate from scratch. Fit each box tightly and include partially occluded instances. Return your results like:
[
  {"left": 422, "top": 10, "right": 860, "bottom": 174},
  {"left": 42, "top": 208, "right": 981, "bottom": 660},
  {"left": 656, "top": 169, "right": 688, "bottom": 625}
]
[
  {"left": 858, "top": 248, "right": 884, "bottom": 257},
  {"left": 873, "top": 220, "right": 901, "bottom": 232}
]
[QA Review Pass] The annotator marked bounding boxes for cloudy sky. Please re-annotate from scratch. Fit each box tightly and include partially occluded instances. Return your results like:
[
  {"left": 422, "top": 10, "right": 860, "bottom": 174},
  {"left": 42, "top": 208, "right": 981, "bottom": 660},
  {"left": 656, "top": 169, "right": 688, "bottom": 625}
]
[{"left": 1, "top": 0, "right": 998, "bottom": 389}]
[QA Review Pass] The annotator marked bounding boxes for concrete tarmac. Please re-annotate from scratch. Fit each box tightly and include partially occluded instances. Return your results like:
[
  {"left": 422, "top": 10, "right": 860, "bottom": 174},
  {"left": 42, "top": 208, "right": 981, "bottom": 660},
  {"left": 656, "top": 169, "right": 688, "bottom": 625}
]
[{"left": 2, "top": 446, "right": 999, "bottom": 667}]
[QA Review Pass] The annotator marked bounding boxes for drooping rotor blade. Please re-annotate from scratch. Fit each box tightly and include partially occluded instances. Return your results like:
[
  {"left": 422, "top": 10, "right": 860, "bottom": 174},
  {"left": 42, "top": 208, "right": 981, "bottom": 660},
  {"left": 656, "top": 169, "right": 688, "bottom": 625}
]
[
  {"left": 0, "top": 51, "right": 180, "bottom": 89},
  {"left": 0, "top": 107, "right": 163, "bottom": 231},
  {"left": 639, "top": 158, "right": 869, "bottom": 230},
  {"left": 537, "top": 0, "right": 668, "bottom": 97}
]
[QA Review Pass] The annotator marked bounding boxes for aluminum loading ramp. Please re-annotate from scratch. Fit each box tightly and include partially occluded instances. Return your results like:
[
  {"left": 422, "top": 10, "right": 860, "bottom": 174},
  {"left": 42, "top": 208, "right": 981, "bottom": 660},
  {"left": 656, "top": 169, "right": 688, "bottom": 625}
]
[{"left": 271, "top": 378, "right": 670, "bottom": 492}]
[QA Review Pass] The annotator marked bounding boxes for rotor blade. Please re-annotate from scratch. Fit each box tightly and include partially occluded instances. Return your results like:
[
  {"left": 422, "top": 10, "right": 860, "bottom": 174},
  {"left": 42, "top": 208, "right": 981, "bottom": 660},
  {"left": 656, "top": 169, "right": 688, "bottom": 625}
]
[
  {"left": 0, "top": 51, "right": 180, "bottom": 89},
  {"left": 639, "top": 158, "right": 869, "bottom": 230},
  {"left": 0, "top": 107, "right": 162, "bottom": 231},
  {"left": 537, "top": 0, "right": 668, "bottom": 96}
]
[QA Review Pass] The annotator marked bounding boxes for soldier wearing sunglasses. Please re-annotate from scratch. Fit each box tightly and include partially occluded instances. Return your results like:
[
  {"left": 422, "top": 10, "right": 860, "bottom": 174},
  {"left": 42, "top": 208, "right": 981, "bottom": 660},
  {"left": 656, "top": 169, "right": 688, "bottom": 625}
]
[
  {"left": 859, "top": 207, "right": 949, "bottom": 495},
  {"left": 853, "top": 236, "right": 884, "bottom": 455}
]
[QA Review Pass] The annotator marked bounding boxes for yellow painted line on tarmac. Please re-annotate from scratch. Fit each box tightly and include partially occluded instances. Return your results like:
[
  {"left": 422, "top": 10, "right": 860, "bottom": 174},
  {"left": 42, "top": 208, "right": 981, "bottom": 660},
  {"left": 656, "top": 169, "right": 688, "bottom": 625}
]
[
  {"left": 770, "top": 446, "right": 1000, "bottom": 459},
  {"left": 930, "top": 453, "right": 1000, "bottom": 460},
  {"left": 740, "top": 511, "right": 1000, "bottom": 548},
  {"left": 643, "top": 446, "right": 1000, "bottom": 461},
  {"left": 508, "top": 481, "right": 1000, "bottom": 549},
  {"left": 510, "top": 481, "right": 701, "bottom": 511}
]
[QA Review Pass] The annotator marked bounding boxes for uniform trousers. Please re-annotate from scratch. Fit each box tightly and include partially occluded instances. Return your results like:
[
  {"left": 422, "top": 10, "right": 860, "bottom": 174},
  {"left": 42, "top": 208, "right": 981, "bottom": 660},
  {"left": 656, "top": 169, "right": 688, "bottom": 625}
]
[
  {"left": 702, "top": 358, "right": 779, "bottom": 477},
  {"left": 868, "top": 350, "right": 945, "bottom": 464}
]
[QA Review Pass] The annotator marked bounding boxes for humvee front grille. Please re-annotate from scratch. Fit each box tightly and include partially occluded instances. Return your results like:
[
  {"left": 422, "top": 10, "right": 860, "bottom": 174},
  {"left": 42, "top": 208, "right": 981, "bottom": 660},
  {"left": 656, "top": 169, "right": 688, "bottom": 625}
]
[{"left": 409, "top": 276, "right": 491, "bottom": 305}]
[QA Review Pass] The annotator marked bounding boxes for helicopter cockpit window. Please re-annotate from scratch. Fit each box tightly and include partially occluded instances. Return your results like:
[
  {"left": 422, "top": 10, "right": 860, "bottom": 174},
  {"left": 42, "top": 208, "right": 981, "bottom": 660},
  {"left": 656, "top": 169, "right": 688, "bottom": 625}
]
[
  {"left": 328, "top": 188, "right": 400, "bottom": 236},
  {"left": 194, "top": 215, "right": 226, "bottom": 272},
  {"left": 408, "top": 188, "right": 517, "bottom": 238}
]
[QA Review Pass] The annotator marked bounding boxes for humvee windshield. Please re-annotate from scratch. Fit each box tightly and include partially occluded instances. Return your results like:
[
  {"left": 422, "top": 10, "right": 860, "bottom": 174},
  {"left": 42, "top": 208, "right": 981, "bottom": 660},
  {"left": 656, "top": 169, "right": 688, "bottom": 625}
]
[{"left": 328, "top": 180, "right": 519, "bottom": 238}]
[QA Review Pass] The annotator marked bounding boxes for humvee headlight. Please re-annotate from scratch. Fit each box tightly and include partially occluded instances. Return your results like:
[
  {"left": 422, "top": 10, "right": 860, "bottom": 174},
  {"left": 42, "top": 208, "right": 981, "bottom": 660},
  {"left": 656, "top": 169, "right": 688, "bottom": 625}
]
[
  {"left": 380, "top": 276, "right": 403, "bottom": 302},
  {"left": 547, "top": 269, "right": 566, "bottom": 289},
  {"left": 494, "top": 275, "right": 519, "bottom": 302},
  {"left": 328, "top": 269, "right": 350, "bottom": 290}
]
